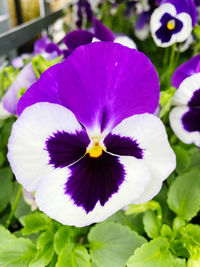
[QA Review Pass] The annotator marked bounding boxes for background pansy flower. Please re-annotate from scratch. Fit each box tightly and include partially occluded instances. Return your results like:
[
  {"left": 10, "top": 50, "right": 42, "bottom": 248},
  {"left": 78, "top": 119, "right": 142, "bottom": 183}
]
[
  {"left": 63, "top": 17, "right": 137, "bottom": 58},
  {"left": 150, "top": 0, "right": 197, "bottom": 47},
  {"left": 134, "top": 0, "right": 161, "bottom": 40},
  {"left": 8, "top": 42, "right": 175, "bottom": 227},
  {"left": 171, "top": 53, "right": 200, "bottom": 88},
  {"left": 0, "top": 36, "right": 64, "bottom": 119},
  {"left": 170, "top": 56, "right": 200, "bottom": 146}
]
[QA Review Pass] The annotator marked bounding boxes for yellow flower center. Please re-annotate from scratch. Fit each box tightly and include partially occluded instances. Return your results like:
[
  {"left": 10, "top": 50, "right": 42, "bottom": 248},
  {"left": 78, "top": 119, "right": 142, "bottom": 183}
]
[
  {"left": 86, "top": 137, "right": 106, "bottom": 158},
  {"left": 87, "top": 142, "right": 103, "bottom": 158},
  {"left": 167, "top": 19, "right": 175, "bottom": 30}
]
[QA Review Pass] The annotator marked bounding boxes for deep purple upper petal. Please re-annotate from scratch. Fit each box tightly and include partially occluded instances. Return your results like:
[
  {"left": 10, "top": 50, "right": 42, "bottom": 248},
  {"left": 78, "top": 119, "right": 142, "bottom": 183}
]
[
  {"left": 17, "top": 62, "right": 64, "bottom": 116},
  {"left": 171, "top": 54, "right": 200, "bottom": 88},
  {"left": 93, "top": 17, "right": 115, "bottom": 41},
  {"left": 63, "top": 30, "right": 94, "bottom": 50},
  {"left": 3, "top": 63, "right": 37, "bottom": 114},
  {"left": 161, "top": 0, "right": 197, "bottom": 26},
  {"left": 58, "top": 42, "right": 159, "bottom": 133}
]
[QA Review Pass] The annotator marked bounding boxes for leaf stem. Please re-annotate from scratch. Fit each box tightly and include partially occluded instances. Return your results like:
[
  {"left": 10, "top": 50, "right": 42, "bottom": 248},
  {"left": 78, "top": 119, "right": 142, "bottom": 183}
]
[{"left": 5, "top": 185, "right": 22, "bottom": 228}]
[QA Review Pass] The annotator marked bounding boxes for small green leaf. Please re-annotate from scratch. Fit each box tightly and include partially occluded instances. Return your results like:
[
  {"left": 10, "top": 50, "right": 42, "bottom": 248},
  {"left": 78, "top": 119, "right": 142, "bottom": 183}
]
[
  {"left": 54, "top": 226, "right": 70, "bottom": 254},
  {"left": 160, "top": 224, "right": 173, "bottom": 238},
  {"left": 0, "top": 226, "right": 36, "bottom": 266},
  {"left": 56, "top": 244, "right": 91, "bottom": 267},
  {"left": 180, "top": 224, "right": 200, "bottom": 247},
  {"left": 0, "top": 168, "right": 13, "bottom": 212},
  {"left": 167, "top": 167, "right": 200, "bottom": 220},
  {"left": 173, "top": 146, "right": 190, "bottom": 174},
  {"left": 29, "top": 231, "right": 54, "bottom": 267},
  {"left": 127, "top": 237, "right": 186, "bottom": 267},
  {"left": 143, "top": 210, "right": 161, "bottom": 238},
  {"left": 88, "top": 222, "right": 146, "bottom": 267},
  {"left": 0, "top": 225, "right": 16, "bottom": 248},
  {"left": 22, "top": 211, "right": 51, "bottom": 235}
]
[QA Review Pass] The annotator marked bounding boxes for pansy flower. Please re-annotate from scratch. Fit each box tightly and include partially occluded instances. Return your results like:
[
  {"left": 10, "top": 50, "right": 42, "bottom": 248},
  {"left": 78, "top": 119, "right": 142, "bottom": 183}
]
[
  {"left": 8, "top": 42, "right": 175, "bottom": 227},
  {"left": 134, "top": 0, "right": 161, "bottom": 40},
  {"left": 150, "top": 0, "right": 197, "bottom": 47},
  {"left": 63, "top": 17, "right": 137, "bottom": 58},
  {"left": 170, "top": 55, "right": 200, "bottom": 146}
]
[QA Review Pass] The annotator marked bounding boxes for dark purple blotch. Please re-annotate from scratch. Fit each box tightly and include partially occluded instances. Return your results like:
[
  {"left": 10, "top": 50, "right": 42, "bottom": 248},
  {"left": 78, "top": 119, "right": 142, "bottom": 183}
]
[
  {"left": 104, "top": 134, "right": 143, "bottom": 158},
  {"left": 65, "top": 152, "right": 125, "bottom": 213},
  {"left": 155, "top": 13, "right": 183, "bottom": 43},
  {"left": 46, "top": 130, "right": 90, "bottom": 168},
  {"left": 182, "top": 88, "right": 200, "bottom": 132}
]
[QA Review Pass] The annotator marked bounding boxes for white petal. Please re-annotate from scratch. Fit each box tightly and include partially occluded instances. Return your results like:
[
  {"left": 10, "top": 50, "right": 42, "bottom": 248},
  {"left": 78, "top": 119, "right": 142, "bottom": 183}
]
[
  {"left": 173, "top": 73, "right": 200, "bottom": 106},
  {"left": 175, "top": 13, "right": 192, "bottom": 43},
  {"left": 8, "top": 102, "right": 84, "bottom": 192},
  {"left": 108, "top": 113, "right": 176, "bottom": 203},
  {"left": 169, "top": 106, "right": 200, "bottom": 146},
  {"left": 114, "top": 36, "right": 137, "bottom": 49},
  {"left": 35, "top": 156, "right": 150, "bottom": 227}
]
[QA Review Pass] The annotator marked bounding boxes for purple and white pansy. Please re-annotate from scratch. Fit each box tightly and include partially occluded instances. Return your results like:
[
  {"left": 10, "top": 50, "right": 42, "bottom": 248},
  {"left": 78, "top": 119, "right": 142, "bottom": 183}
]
[
  {"left": 170, "top": 55, "right": 200, "bottom": 146},
  {"left": 150, "top": 0, "right": 197, "bottom": 47},
  {"left": 8, "top": 42, "right": 175, "bottom": 227}
]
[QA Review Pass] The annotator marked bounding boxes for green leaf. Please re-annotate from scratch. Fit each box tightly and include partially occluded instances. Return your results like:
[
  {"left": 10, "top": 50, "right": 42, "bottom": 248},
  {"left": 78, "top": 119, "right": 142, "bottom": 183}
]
[
  {"left": 173, "top": 146, "right": 190, "bottom": 174},
  {"left": 159, "top": 87, "right": 176, "bottom": 118},
  {"left": 29, "top": 231, "right": 54, "bottom": 267},
  {"left": 143, "top": 210, "right": 161, "bottom": 238},
  {"left": 22, "top": 211, "right": 51, "bottom": 235},
  {"left": 160, "top": 224, "right": 173, "bottom": 238},
  {"left": 0, "top": 226, "right": 36, "bottom": 266},
  {"left": 11, "top": 182, "right": 31, "bottom": 220},
  {"left": 56, "top": 244, "right": 91, "bottom": 267},
  {"left": 0, "top": 225, "right": 16, "bottom": 248},
  {"left": 54, "top": 226, "right": 71, "bottom": 254},
  {"left": 167, "top": 167, "right": 200, "bottom": 220},
  {"left": 180, "top": 224, "right": 200, "bottom": 247},
  {"left": 127, "top": 237, "right": 186, "bottom": 267},
  {"left": 0, "top": 168, "right": 13, "bottom": 212},
  {"left": 88, "top": 222, "right": 146, "bottom": 267},
  {"left": 107, "top": 210, "right": 145, "bottom": 235}
]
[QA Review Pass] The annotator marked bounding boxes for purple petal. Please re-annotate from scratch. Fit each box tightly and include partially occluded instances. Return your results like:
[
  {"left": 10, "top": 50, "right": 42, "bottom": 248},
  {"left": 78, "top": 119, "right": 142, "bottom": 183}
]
[
  {"left": 17, "top": 62, "right": 64, "bottom": 116},
  {"left": 162, "top": 0, "right": 198, "bottom": 26},
  {"left": 46, "top": 130, "right": 90, "bottom": 168},
  {"left": 63, "top": 30, "right": 94, "bottom": 50},
  {"left": 45, "top": 43, "right": 62, "bottom": 56},
  {"left": 171, "top": 54, "right": 200, "bottom": 88},
  {"left": 34, "top": 36, "right": 51, "bottom": 54},
  {"left": 65, "top": 152, "right": 125, "bottom": 213},
  {"left": 93, "top": 17, "right": 115, "bottom": 41},
  {"left": 2, "top": 63, "right": 37, "bottom": 114},
  {"left": 182, "top": 88, "right": 200, "bottom": 132},
  {"left": 58, "top": 42, "right": 159, "bottom": 133},
  {"left": 182, "top": 107, "right": 200, "bottom": 132},
  {"left": 136, "top": 12, "right": 151, "bottom": 30},
  {"left": 104, "top": 134, "right": 143, "bottom": 159}
]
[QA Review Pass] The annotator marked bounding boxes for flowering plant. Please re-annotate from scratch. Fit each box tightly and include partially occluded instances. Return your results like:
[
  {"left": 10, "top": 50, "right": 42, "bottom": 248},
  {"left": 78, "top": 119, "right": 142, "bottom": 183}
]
[{"left": 0, "top": 1, "right": 200, "bottom": 266}]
